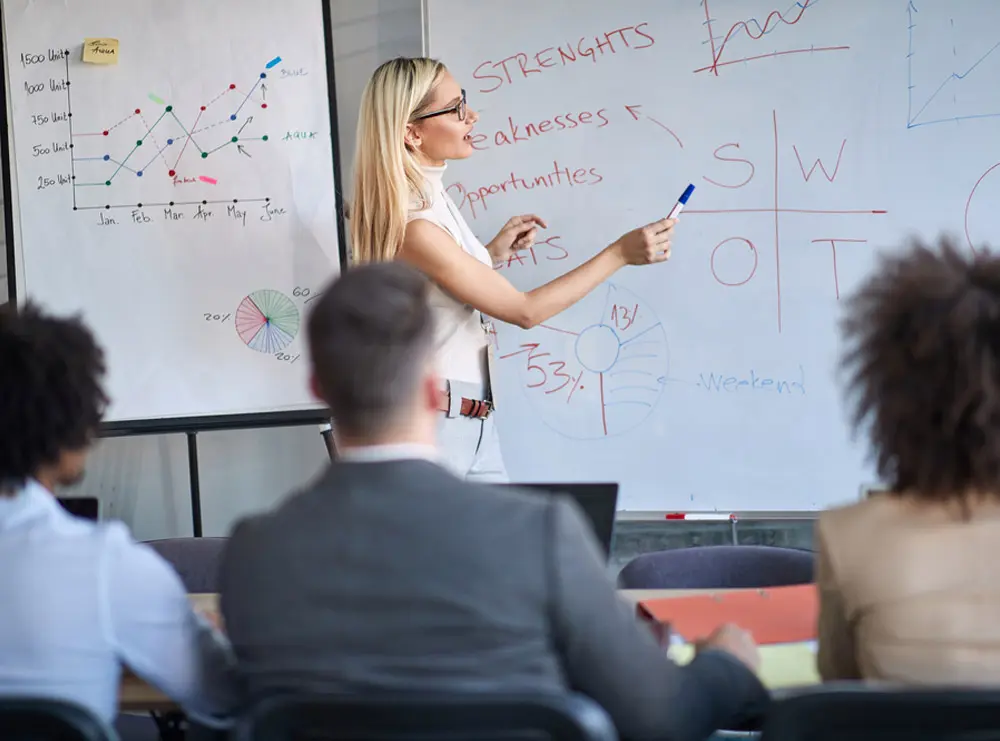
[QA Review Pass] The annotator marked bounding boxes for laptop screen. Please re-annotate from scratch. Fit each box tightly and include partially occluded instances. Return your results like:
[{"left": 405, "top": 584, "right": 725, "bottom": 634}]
[{"left": 502, "top": 483, "right": 619, "bottom": 559}]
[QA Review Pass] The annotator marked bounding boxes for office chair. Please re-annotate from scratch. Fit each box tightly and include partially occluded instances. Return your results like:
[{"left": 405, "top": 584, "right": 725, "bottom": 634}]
[
  {"left": 236, "top": 692, "right": 618, "bottom": 741},
  {"left": 0, "top": 698, "right": 118, "bottom": 741},
  {"left": 761, "top": 684, "right": 1000, "bottom": 741},
  {"left": 618, "top": 545, "right": 814, "bottom": 589}
]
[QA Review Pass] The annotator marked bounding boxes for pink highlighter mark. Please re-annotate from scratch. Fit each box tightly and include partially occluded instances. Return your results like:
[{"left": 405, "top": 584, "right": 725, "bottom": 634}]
[{"left": 199, "top": 175, "right": 218, "bottom": 185}]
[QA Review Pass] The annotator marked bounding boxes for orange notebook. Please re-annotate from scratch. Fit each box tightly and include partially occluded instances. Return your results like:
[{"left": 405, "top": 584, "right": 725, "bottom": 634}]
[{"left": 637, "top": 584, "right": 818, "bottom": 646}]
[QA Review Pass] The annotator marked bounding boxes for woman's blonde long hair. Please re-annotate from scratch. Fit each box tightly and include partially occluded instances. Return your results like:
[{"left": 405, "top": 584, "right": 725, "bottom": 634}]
[{"left": 349, "top": 57, "right": 446, "bottom": 264}]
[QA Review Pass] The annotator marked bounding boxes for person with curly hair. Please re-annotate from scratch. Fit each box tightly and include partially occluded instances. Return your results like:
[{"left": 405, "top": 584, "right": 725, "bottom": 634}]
[
  {"left": 817, "top": 235, "right": 1000, "bottom": 683},
  {"left": 0, "top": 304, "right": 240, "bottom": 728}
]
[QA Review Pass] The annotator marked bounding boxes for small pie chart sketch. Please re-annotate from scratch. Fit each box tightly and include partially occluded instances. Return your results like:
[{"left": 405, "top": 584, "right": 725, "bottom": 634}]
[
  {"left": 509, "top": 282, "right": 669, "bottom": 440},
  {"left": 235, "top": 289, "right": 300, "bottom": 353}
]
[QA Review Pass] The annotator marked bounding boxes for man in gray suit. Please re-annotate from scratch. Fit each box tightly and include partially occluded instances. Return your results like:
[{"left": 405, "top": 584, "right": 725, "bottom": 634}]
[{"left": 219, "top": 263, "right": 769, "bottom": 741}]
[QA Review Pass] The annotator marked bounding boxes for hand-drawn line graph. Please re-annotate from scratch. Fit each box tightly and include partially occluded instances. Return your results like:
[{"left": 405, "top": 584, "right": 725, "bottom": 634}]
[
  {"left": 500, "top": 283, "right": 668, "bottom": 440},
  {"left": 64, "top": 50, "right": 278, "bottom": 210},
  {"left": 906, "top": 1, "right": 1000, "bottom": 128},
  {"left": 235, "top": 289, "right": 300, "bottom": 353},
  {"left": 696, "top": 0, "right": 849, "bottom": 75}
]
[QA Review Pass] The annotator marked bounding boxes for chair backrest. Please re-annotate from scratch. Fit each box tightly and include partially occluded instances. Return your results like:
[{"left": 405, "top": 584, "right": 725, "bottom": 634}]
[
  {"left": 143, "top": 537, "right": 227, "bottom": 593},
  {"left": 0, "top": 698, "right": 118, "bottom": 741},
  {"left": 235, "top": 693, "right": 618, "bottom": 741},
  {"left": 761, "top": 685, "right": 1000, "bottom": 741},
  {"left": 617, "top": 545, "right": 814, "bottom": 589}
]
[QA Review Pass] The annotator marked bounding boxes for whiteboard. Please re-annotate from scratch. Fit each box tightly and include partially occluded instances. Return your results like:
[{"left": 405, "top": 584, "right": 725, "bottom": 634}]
[
  {"left": 1, "top": 0, "right": 344, "bottom": 431},
  {"left": 426, "top": 0, "right": 999, "bottom": 511}
]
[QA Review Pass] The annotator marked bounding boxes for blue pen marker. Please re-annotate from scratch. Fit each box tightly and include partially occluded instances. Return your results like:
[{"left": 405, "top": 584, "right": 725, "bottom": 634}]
[{"left": 667, "top": 183, "right": 695, "bottom": 219}]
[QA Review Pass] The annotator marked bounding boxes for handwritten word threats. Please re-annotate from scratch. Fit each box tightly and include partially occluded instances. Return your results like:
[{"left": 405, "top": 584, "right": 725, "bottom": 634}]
[
  {"left": 494, "top": 235, "right": 569, "bottom": 271},
  {"left": 473, "top": 23, "right": 654, "bottom": 93},
  {"left": 448, "top": 161, "right": 603, "bottom": 219}
]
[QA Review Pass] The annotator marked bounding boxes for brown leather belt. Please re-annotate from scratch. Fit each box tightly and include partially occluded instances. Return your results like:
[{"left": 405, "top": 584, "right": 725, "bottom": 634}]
[{"left": 438, "top": 393, "right": 493, "bottom": 419}]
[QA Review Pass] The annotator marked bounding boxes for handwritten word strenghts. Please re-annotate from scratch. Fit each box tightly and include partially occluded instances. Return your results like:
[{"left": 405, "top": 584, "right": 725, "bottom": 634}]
[{"left": 473, "top": 23, "right": 654, "bottom": 93}]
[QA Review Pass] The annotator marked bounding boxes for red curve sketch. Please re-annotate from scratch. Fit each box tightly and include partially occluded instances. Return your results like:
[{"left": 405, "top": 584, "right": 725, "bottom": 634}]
[{"left": 696, "top": 0, "right": 849, "bottom": 75}]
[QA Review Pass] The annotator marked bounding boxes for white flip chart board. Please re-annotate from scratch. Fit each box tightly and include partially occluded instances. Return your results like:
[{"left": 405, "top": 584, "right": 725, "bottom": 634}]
[
  {"left": 1, "top": 0, "right": 344, "bottom": 431},
  {"left": 426, "top": 0, "right": 999, "bottom": 511}
]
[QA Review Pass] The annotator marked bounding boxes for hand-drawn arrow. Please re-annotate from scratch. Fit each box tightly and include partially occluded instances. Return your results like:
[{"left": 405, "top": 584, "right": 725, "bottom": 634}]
[
  {"left": 261, "top": 84, "right": 267, "bottom": 102},
  {"left": 625, "top": 104, "right": 683, "bottom": 149},
  {"left": 237, "top": 144, "right": 252, "bottom": 158},
  {"left": 238, "top": 116, "right": 253, "bottom": 135}
]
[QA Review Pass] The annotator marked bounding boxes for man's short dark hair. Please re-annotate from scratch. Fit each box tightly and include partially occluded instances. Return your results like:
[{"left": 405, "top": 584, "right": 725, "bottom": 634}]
[
  {"left": 307, "top": 262, "right": 435, "bottom": 438},
  {"left": 841, "top": 235, "right": 1000, "bottom": 503},
  {"left": 0, "top": 303, "right": 108, "bottom": 492}
]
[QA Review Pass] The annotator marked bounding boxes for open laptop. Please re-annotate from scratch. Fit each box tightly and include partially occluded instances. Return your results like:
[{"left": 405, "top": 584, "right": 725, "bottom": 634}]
[
  {"left": 502, "top": 482, "right": 619, "bottom": 559},
  {"left": 56, "top": 496, "right": 100, "bottom": 521}
]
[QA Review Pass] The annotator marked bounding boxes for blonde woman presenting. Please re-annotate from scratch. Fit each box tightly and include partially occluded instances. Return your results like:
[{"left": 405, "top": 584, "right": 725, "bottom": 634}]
[{"left": 350, "top": 57, "right": 676, "bottom": 482}]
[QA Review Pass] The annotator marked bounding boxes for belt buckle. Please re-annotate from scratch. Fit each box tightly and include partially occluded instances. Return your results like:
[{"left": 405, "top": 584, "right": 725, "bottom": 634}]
[{"left": 464, "top": 397, "right": 493, "bottom": 420}]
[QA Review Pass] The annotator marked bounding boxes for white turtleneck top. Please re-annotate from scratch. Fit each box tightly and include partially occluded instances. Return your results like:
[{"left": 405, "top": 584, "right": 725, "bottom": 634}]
[{"left": 407, "top": 164, "right": 492, "bottom": 391}]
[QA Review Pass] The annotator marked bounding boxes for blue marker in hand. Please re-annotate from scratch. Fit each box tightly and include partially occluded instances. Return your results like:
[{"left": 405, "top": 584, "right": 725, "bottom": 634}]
[{"left": 667, "top": 183, "right": 695, "bottom": 219}]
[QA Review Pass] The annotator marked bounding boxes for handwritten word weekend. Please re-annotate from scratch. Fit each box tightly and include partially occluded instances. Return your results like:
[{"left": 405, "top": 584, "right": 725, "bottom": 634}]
[
  {"left": 473, "top": 23, "right": 655, "bottom": 93},
  {"left": 697, "top": 367, "right": 806, "bottom": 396}
]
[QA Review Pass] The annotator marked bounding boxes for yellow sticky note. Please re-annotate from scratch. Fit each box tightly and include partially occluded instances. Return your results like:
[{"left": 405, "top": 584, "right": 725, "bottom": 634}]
[{"left": 82, "top": 38, "right": 119, "bottom": 65}]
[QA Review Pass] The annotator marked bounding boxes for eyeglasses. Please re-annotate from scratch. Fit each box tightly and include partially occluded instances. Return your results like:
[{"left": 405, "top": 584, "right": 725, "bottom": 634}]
[{"left": 412, "top": 89, "right": 467, "bottom": 122}]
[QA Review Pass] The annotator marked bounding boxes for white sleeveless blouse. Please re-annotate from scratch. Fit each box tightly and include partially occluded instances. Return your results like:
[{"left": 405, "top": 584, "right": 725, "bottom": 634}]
[{"left": 407, "top": 164, "right": 491, "bottom": 389}]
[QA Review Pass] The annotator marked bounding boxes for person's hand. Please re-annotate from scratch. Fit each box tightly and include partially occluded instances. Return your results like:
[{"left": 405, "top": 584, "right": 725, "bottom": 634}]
[
  {"left": 696, "top": 623, "right": 760, "bottom": 672},
  {"left": 196, "top": 605, "right": 225, "bottom": 633},
  {"left": 487, "top": 214, "right": 547, "bottom": 261},
  {"left": 611, "top": 217, "right": 676, "bottom": 265}
]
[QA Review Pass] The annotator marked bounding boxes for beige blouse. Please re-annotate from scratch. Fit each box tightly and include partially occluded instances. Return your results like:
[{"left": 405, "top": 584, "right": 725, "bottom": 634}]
[{"left": 817, "top": 492, "right": 1000, "bottom": 684}]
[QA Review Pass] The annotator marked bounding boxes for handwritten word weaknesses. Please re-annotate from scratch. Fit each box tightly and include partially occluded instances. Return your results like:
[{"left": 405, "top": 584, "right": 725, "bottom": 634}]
[
  {"left": 474, "top": 23, "right": 654, "bottom": 93},
  {"left": 447, "top": 161, "right": 603, "bottom": 219},
  {"left": 469, "top": 103, "right": 670, "bottom": 151},
  {"left": 471, "top": 107, "right": 609, "bottom": 150}
]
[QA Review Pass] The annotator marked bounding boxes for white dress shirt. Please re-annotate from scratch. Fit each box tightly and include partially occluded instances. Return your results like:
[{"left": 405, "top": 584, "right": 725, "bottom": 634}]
[
  {"left": 335, "top": 443, "right": 440, "bottom": 464},
  {"left": 0, "top": 479, "right": 239, "bottom": 726}
]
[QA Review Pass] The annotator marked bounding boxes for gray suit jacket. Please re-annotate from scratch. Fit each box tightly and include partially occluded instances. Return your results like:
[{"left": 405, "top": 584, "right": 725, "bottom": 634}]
[{"left": 219, "top": 458, "right": 768, "bottom": 741}]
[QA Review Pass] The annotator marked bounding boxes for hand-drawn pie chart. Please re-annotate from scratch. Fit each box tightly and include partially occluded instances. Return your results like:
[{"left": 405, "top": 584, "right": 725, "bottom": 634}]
[
  {"left": 505, "top": 282, "right": 669, "bottom": 440},
  {"left": 965, "top": 161, "right": 1000, "bottom": 254},
  {"left": 235, "top": 289, "right": 300, "bottom": 353}
]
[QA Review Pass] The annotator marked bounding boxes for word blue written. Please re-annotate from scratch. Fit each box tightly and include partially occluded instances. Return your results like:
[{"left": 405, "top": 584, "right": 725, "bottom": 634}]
[{"left": 696, "top": 366, "right": 805, "bottom": 395}]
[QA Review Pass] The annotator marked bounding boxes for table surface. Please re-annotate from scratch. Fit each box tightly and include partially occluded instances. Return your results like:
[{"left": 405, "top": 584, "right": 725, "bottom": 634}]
[{"left": 118, "top": 589, "right": 816, "bottom": 712}]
